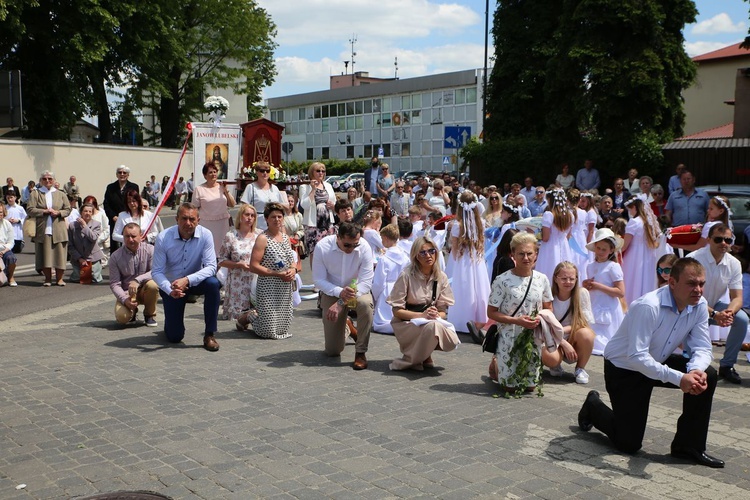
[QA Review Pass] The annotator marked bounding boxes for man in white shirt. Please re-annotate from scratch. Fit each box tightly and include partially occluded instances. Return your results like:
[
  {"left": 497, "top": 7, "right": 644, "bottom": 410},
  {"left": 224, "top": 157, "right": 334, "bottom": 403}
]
[
  {"left": 520, "top": 177, "right": 536, "bottom": 204},
  {"left": 578, "top": 257, "right": 723, "bottom": 468},
  {"left": 690, "top": 223, "right": 747, "bottom": 384},
  {"left": 313, "top": 222, "right": 375, "bottom": 370}
]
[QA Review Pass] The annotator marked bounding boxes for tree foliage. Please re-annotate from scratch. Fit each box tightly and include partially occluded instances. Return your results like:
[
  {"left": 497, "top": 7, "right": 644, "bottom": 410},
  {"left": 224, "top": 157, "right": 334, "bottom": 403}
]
[
  {"left": 481, "top": 0, "right": 697, "bottom": 184},
  {"left": 0, "top": 0, "right": 277, "bottom": 145}
]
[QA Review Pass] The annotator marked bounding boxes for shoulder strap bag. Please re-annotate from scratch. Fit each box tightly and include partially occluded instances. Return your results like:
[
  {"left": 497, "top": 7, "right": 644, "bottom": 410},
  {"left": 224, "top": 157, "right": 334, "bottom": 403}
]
[{"left": 483, "top": 274, "right": 534, "bottom": 353}]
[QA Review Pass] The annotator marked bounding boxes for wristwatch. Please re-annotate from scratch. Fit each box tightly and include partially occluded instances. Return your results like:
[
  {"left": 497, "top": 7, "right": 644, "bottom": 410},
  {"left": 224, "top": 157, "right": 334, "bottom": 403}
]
[
  {"left": 337, "top": 298, "right": 345, "bottom": 307},
  {"left": 710, "top": 310, "right": 716, "bottom": 319}
]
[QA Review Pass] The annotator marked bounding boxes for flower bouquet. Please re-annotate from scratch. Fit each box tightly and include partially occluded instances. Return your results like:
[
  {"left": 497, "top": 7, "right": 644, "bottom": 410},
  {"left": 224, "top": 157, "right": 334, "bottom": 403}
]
[
  {"left": 269, "top": 164, "right": 288, "bottom": 183},
  {"left": 204, "top": 95, "right": 229, "bottom": 125},
  {"left": 239, "top": 164, "right": 257, "bottom": 182},
  {"left": 505, "top": 309, "right": 543, "bottom": 398}
]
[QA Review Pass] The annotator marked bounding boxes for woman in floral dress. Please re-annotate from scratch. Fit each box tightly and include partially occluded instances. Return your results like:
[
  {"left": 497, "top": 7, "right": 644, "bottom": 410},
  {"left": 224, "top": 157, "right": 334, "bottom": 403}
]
[
  {"left": 218, "top": 204, "right": 260, "bottom": 326},
  {"left": 248, "top": 203, "right": 297, "bottom": 339},
  {"left": 487, "top": 232, "right": 553, "bottom": 391}
]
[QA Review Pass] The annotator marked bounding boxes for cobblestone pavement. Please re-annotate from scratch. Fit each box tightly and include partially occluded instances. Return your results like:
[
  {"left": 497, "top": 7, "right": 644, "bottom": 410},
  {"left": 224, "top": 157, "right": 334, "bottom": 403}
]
[{"left": 1, "top": 272, "right": 749, "bottom": 499}]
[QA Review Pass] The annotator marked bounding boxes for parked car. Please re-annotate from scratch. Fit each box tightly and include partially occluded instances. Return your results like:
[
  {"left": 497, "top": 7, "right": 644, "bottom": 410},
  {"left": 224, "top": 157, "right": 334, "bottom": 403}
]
[
  {"left": 395, "top": 170, "right": 429, "bottom": 183},
  {"left": 335, "top": 172, "right": 365, "bottom": 192},
  {"left": 698, "top": 184, "right": 750, "bottom": 259}
]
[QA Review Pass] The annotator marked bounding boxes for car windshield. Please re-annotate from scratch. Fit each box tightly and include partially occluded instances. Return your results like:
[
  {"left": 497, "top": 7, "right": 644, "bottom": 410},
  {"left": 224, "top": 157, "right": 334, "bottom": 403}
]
[{"left": 727, "top": 195, "right": 750, "bottom": 219}]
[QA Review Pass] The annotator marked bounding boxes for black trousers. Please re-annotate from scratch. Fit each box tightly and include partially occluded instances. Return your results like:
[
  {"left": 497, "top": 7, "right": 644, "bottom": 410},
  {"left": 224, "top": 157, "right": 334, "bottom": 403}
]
[{"left": 588, "top": 356, "right": 717, "bottom": 454}]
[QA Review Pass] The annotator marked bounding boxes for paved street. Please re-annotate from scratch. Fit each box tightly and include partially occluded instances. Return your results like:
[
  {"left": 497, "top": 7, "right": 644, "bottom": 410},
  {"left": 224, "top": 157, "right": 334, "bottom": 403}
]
[{"left": 1, "top": 262, "right": 750, "bottom": 499}]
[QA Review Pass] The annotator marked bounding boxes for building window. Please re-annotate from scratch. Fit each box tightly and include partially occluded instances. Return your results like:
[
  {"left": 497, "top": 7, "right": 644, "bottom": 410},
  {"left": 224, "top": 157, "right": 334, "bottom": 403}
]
[
  {"left": 346, "top": 101, "right": 355, "bottom": 115},
  {"left": 467, "top": 88, "right": 477, "bottom": 103},
  {"left": 322, "top": 105, "right": 329, "bottom": 118},
  {"left": 347, "top": 145, "right": 354, "bottom": 158},
  {"left": 455, "top": 89, "right": 466, "bottom": 105},
  {"left": 322, "top": 119, "right": 329, "bottom": 132},
  {"left": 355, "top": 116, "right": 363, "bottom": 129},
  {"left": 346, "top": 116, "right": 355, "bottom": 130},
  {"left": 307, "top": 148, "right": 314, "bottom": 160},
  {"left": 382, "top": 98, "right": 391, "bottom": 113},
  {"left": 401, "top": 143, "right": 410, "bottom": 156},
  {"left": 412, "top": 110, "right": 422, "bottom": 125},
  {"left": 298, "top": 108, "right": 305, "bottom": 120},
  {"left": 338, "top": 117, "right": 346, "bottom": 130},
  {"left": 364, "top": 100, "right": 372, "bottom": 113},
  {"left": 380, "top": 113, "right": 391, "bottom": 127},
  {"left": 364, "top": 144, "right": 373, "bottom": 158},
  {"left": 284, "top": 109, "right": 292, "bottom": 122},
  {"left": 330, "top": 104, "right": 337, "bottom": 117},
  {"left": 355, "top": 101, "right": 363, "bottom": 114},
  {"left": 373, "top": 98, "right": 381, "bottom": 113},
  {"left": 337, "top": 103, "right": 346, "bottom": 116},
  {"left": 413, "top": 94, "right": 422, "bottom": 108},
  {"left": 322, "top": 147, "right": 329, "bottom": 159},
  {"left": 443, "top": 91, "right": 454, "bottom": 105},
  {"left": 402, "top": 95, "right": 411, "bottom": 110},
  {"left": 383, "top": 144, "right": 391, "bottom": 157}
]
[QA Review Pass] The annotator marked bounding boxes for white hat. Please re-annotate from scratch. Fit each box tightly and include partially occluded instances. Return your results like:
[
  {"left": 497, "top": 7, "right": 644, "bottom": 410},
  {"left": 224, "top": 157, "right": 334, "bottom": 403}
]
[{"left": 585, "top": 228, "right": 624, "bottom": 252}]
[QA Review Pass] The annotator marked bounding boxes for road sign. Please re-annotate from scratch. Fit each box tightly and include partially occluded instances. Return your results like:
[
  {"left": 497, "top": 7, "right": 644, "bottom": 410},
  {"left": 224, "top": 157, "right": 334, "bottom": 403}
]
[
  {"left": 444, "top": 126, "right": 471, "bottom": 149},
  {"left": 282, "top": 142, "right": 293, "bottom": 154},
  {"left": 377, "top": 147, "right": 384, "bottom": 159},
  {"left": 442, "top": 156, "right": 450, "bottom": 166}
]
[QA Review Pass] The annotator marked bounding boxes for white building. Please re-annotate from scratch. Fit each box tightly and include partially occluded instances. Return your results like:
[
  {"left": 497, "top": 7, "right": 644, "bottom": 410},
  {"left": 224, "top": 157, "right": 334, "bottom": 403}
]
[{"left": 265, "top": 69, "right": 484, "bottom": 172}]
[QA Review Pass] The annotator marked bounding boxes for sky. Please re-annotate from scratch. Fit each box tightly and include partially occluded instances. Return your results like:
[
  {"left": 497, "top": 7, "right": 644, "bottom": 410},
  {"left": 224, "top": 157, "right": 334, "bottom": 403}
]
[{"left": 257, "top": 0, "right": 750, "bottom": 100}]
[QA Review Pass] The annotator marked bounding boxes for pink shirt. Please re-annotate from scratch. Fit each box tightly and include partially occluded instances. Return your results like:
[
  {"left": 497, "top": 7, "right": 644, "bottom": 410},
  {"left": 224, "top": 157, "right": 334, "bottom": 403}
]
[{"left": 193, "top": 183, "right": 230, "bottom": 221}]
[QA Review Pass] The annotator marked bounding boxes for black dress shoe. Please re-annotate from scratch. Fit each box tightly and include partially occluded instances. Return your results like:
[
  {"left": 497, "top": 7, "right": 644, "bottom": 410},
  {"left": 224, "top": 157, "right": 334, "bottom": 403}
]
[
  {"left": 719, "top": 365, "right": 742, "bottom": 384},
  {"left": 467, "top": 322, "right": 485, "bottom": 345},
  {"left": 578, "top": 390, "right": 600, "bottom": 432},
  {"left": 670, "top": 447, "right": 725, "bottom": 468}
]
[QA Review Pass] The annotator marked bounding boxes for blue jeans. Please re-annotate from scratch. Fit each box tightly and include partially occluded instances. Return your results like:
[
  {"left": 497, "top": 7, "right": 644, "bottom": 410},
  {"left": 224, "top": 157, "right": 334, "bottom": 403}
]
[
  {"left": 711, "top": 300, "right": 750, "bottom": 368},
  {"left": 159, "top": 276, "right": 220, "bottom": 343}
]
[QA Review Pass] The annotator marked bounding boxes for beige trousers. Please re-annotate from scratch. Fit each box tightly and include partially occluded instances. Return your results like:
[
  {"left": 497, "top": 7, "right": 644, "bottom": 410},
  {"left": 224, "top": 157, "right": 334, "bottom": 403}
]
[
  {"left": 320, "top": 293, "right": 373, "bottom": 355},
  {"left": 114, "top": 279, "right": 159, "bottom": 324}
]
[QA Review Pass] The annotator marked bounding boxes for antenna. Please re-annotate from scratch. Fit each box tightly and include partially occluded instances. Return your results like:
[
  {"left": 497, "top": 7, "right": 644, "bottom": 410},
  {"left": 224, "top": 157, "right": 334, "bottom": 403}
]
[
  {"left": 343, "top": 60, "right": 349, "bottom": 75},
  {"left": 394, "top": 56, "right": 398, "bottom": 79},
  {"left": 349, "top": 34, "right": 357, "bottom": 86}
]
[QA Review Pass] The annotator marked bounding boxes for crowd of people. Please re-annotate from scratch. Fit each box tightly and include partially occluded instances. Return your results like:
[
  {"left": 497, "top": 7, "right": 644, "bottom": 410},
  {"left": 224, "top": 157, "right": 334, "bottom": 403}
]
[{"left": 3, "top": 158, "right": 748, "bottom": 468}]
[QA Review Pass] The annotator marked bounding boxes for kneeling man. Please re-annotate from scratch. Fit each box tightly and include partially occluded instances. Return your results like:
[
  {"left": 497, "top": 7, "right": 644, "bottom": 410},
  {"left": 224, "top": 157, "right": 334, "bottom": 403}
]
[
  {"left": 577, "top": 257, "right": 723, "bottom": 468},
  {"left": 109, "top": 222, "right": 159, "bottom": 326}
]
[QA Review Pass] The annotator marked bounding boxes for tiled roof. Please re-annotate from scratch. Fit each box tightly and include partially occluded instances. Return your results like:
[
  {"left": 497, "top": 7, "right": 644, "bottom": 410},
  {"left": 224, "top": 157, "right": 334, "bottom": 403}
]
[
  {"left": 693, "top": 42, "right": 750, "bottom": 62},
  {"left": 678, "top": 122, "right": 734, "bottom": 140}
]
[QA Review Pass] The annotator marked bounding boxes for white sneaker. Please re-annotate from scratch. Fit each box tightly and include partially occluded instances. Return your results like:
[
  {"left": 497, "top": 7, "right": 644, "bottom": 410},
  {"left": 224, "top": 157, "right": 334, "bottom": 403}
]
[
  {"left": 549, "top": 364, "right": 565, "bottom": 377},
  {"left": 575, "top": 368, "right": 590, "bottom": 384}
]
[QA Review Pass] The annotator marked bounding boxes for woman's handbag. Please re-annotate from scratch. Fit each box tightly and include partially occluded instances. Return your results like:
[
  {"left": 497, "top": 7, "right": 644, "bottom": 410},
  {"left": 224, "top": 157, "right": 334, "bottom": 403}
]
[
  {"left": 404, "top": 280, "right": 438, "bottom": 313},
  {"left": 23, "top": 217, "right": 36, "bottom": 239},
  {"left": 79, "top": 261, "right": 93, "bottom": 284},
  {"left": 482, "top": 275, "right": 534, "bottom": 353}
]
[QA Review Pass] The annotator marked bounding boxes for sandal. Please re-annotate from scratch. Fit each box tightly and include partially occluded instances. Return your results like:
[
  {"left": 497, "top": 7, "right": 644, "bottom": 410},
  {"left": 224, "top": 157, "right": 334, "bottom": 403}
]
[
  {"left": 56, "top": 281, "right": 66, "bottom": 286},
  {"left": 9, "top": 281, "right": 18, "bottom": 287},
  {"left": 43, "top": 282, "right": 52, "bottom": 287}
]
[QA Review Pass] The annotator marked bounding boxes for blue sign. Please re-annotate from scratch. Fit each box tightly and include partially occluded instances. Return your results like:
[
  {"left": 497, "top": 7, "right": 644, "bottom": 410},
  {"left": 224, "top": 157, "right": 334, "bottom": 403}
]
[
  {"left": 444, "top": 126, "right": 471, "bottom": 149},
  {"left": 377, "top": 147, "right": 384, "bottom": 158},
  {"left": 442, "top": 156, "right": 451, "bottom": 165}
]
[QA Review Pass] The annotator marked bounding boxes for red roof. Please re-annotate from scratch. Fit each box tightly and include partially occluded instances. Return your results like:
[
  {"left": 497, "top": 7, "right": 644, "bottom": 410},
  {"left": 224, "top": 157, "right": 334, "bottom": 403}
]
[
  {"left": 693, "top": 43, "right": 750, "bottom": 63},
  {"left": 678, "top": 122, "right": 734, "bottom": 140}
]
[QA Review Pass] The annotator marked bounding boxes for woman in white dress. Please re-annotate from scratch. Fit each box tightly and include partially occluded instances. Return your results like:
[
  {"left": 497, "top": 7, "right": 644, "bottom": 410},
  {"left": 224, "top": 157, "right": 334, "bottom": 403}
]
[
  {"left": 566, "top": 189, "right": 590, "bottom": 283},
  {"left": 536, "top": 190, "right": 573, "bottom": 283},
  {"left": 240, "top": 161, "right": 289, "bottom": 230},
  {"left": 622, "top": 196, "right": 663, "bottom": 305},
  {"left": 584, "top": 228, "right": 626, "bottom": 355},
  {"left": 372, "top": 224, "right": 411, "bottom": 333},
  {"left": 111, "top": 189, "right": 160, "bottom": 245},
  {"left": 428, "top": 179, "right": 450, "bottom": 216},
  {"left": 446, "top": 191, "right": 490, "bottom": 335}
]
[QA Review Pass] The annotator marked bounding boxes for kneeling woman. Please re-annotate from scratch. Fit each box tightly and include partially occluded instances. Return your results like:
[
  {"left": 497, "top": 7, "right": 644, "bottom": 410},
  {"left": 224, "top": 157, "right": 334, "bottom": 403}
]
[{"left": 388, "top": 236, "right": 459, "bottom": 370}]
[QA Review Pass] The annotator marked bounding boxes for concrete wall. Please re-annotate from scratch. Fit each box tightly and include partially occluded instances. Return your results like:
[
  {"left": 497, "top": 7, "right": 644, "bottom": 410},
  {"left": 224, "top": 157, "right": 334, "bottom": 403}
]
[
  {"left": 683, "top": 57, "right": 750, "bottom": 135},
  {"left": 0, "top": 139, "right": 193, "bottom": 202}
]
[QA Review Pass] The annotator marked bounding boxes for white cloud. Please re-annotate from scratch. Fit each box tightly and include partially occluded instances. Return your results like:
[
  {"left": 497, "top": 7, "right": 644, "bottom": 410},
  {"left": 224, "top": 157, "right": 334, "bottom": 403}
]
[
  {"left": 258, "top": 0, "right": 481, "bottom": 46},
  {"left": 691, "top": 13, "right": 746, "bottom": 35},
  {"left": 684, "top": 40, "right": 734, "bottom": 57}
]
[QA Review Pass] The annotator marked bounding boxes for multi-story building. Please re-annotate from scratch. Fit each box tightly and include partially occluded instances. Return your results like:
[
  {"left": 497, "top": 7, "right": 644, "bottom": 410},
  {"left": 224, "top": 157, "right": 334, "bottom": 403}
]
[{"left": 265, "top": 69, "right": 485, "bottom": 172}]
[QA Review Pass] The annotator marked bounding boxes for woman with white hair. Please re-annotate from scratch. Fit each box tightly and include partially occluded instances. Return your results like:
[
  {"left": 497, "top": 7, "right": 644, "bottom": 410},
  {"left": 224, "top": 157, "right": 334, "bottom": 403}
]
[{"left": 27, "top": 171, "right": 71, "bottom": 286}]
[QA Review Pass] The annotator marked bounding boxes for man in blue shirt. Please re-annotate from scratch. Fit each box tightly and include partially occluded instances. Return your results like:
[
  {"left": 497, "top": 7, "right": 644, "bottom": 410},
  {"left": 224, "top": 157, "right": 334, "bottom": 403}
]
[
  {"left": 578, "top": 258, "right": 723, "bottom": 468},
  {"left": 152, "top": 203, "right": 221, "bottom": 351},
  {"left": 667, "top": 163, "right": 686, "bottom": 195},
  {"left": 575, "top": 159, "right": 601, "bottom": 191},
  {"left": 528, "top": 187, "right": 547, "bottom": 217},
  {"left": 665, "top": 170, "right": 709, "bottom": 226},
  {"left": 365, "top": 157, "right": 381, "bottom": 197}
]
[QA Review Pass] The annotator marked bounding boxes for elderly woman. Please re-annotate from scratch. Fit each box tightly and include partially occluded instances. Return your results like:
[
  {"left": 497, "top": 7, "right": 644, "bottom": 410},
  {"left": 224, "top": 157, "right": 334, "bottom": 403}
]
[
  {"left": 488, "top": 232, "right": 553, "bottom": 393},
  {"left": 428, "top": 179, "right": 450, "bottom": 216},
  {"left": 387, "top": 236, "right": 459, "bottom": 370},
  {"left": 111, "top": 189, "right": 160, "bottom": 245},
  {"left": 194, "top": 161, "right": 236, "bottom": 255},
  {"left": 240, "top": 161, "right": 288, "bottom": 230},
  {"left": 376, "top": 162, "right": 395, "bottom": 199},
  {"left": 299, "top": 162, "right": 335, "bottom": 267},
  {"left": 82, "top": 195, "right": 111, "bottom": 266},
  {"left": 27, "top": 171, "right": 71, "bottom": 286},
  {"left": 219, "top": 204, "right": 261, "bottom": 325},
  {"left": 68, "top": 203, "right": 105, "bottom": 283},
  {"left": 0, "top": 204, "right": 18, "bottom": 286},
  {"left": 247, "top": 203, "right": 297, "bottom": 339}
]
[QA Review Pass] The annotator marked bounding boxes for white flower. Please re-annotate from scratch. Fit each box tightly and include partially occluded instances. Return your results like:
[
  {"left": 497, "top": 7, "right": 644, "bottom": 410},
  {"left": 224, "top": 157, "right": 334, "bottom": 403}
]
[{"left": 204, "top": 95, "right": 230, "bottom": 113}]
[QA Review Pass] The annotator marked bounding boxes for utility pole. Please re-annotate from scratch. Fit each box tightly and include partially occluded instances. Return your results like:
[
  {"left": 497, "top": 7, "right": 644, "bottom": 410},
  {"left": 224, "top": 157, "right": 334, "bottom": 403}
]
[{"left": 349, "top": 34, "right": 357, "bottom": 86}]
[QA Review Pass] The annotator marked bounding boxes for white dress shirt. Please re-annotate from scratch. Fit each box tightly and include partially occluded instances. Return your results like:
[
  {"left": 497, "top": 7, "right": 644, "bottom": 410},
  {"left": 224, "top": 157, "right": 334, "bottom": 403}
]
[
  {"left": 691, "top": 245, "right": 742, "bottom": 305},
  {"left": 312, "top": 234, "right": 374, "bottom": 298},
  {"left": 603, "top": 286, "right": 712, "bottom": 387}
]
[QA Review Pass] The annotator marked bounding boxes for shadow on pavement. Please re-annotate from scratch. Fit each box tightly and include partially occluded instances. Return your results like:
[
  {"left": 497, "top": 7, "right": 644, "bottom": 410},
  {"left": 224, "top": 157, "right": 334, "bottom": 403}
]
[
  {"left": 257, "top": 349, "right": 350, "bottom": 369},
  {"left": 429, "top": 376, "right": 500, "bottom": 398},
  {"left": 104, "top": 333, "right": 196, "bottom": 352}
]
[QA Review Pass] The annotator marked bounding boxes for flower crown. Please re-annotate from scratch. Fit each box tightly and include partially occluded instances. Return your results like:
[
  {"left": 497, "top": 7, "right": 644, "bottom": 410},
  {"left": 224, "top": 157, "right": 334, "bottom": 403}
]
[
  {"left": 502, "top": 202, "right": 519, "bottom": 214},
  {"left": 713, "top": 196, "right": 732, "bottom": 216},
  {"left": 551, "top": 189, "right": 569, "bottom": 213},
  {"left": 624, "top": 196, "right": 638, "bottom": 207}
]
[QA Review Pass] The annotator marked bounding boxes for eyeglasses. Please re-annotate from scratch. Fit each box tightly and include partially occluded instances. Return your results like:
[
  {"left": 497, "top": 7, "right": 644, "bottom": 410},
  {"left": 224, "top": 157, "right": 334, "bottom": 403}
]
[
  {"left": 341, "top": 242, "right": 360, "bottom": 249},
  {"left": 490, "top": 197, "right": 500, "bottom": 201},
  {"left": 117, "top": 171, "right": 128, "bottom": 175},
  {"left": 256, "top": 168, "right": 270, "bottom": 173},
  {"left": 657, "top": 266, "right": 672, "bottom": 275},
  {"left": 418, "top": 248, "right": 437, "bottom": 257},
  {"left": 315, "top": 169, "right": 326, "bottom": 173},
  {"left": 535, "top": 191, "right": 544, "bottom": 194},
  {"left": 712, "top": 236, "right": 733, "bottom": 245},
  {"left": 41, "top": 177, "right": 53, "bottom": 181}
]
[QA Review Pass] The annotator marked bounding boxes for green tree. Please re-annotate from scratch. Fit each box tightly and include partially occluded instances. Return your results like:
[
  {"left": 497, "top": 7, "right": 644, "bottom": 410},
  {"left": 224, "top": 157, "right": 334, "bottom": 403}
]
[{"left": 128, "top": 0, "right": 277, "bottom": 148}]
